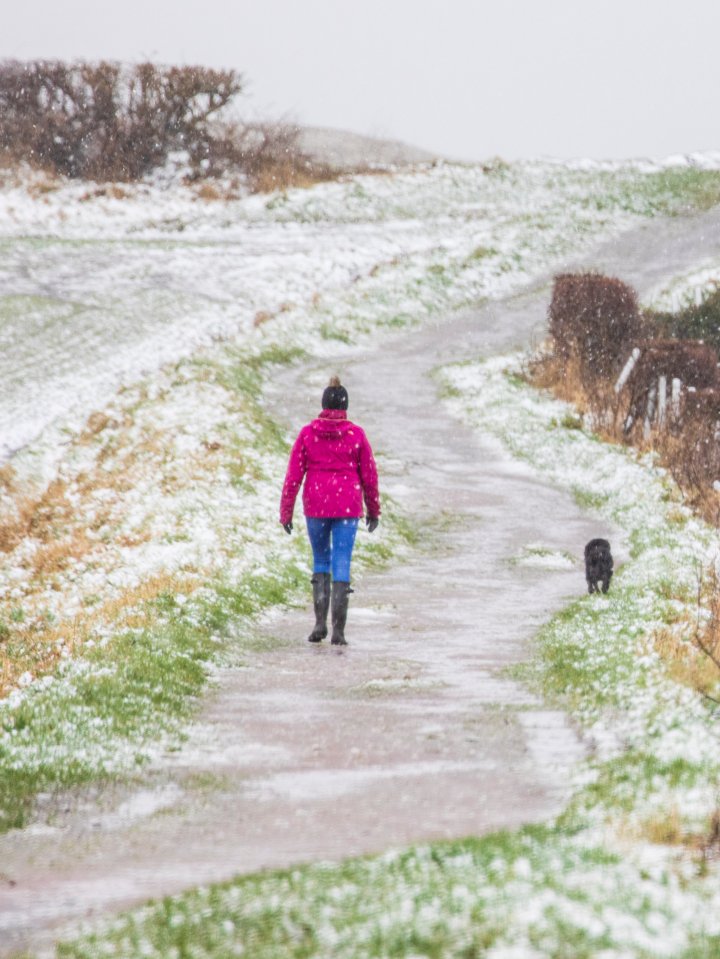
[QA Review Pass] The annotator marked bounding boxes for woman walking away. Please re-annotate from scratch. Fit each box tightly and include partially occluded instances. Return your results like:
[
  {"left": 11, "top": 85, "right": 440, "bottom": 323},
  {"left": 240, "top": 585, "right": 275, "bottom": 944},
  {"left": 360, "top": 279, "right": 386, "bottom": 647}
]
[{"left": 280, "top": 376, "right": 380, "bottom": 646}]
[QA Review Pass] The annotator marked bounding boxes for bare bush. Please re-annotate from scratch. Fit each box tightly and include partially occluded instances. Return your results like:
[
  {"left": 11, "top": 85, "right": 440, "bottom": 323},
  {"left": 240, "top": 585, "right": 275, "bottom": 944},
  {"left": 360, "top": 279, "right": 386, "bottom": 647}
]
[
  {"left": 530, "top": 274, "right": 720, "bottom": 524},
  {"left": 660, "top": 417, "right": 720, "bottom": 523},
  {"left": 548, "top": 273, "right": 643, "bottom": 387},
  {"left": 0, "top": 60, "right": 244, "bottom": 181},
  {"left": 215, "top": 121, "right": 338, "bottom": 193},
  {"left": 629, "top": 340, "right": 718, "bottom": 391}
]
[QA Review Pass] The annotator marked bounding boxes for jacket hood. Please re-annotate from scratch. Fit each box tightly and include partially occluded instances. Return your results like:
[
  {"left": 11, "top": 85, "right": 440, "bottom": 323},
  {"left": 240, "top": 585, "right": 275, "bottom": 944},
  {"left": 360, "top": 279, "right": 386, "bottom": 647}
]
[{"left": 311, "top": 410, "right": 353, "bottom": 439}]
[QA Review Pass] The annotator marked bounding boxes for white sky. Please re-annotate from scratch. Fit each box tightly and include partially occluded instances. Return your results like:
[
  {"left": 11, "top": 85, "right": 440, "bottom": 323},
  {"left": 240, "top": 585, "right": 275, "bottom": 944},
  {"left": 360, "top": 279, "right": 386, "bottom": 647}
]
[{"left": 4, "top": 0, "right": 720, "bottom": 161}]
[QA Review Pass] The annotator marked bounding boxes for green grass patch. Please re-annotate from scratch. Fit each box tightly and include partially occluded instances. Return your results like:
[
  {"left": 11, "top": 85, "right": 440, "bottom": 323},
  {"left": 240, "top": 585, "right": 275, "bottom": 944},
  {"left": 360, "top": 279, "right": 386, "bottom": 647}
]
[
  {"left": 319, "top": 321, "right": 352, "bottom": 343},
  {"left": 0, "top": 612, "right": 215, "bottom": 832},
  {"left": 54, "top": 825, "right": 636, "bottom": 959},
  {"left": 208, "top": 345, "right": 308, "bottom": 457},
  {"left": 465, "top": 245, "right": 499, "bottom": 263},
  {"left": 565, "top": 751, "right": 705, "bottom": 820},
  {"left": 679, "top": 935, "right": 720, "bottom": 959},
  {"left": 571, "top": 486, "right": 610, "bottom": 512},
  {"left": 593, "top": 167, "right": 720, "bottom": 218}
]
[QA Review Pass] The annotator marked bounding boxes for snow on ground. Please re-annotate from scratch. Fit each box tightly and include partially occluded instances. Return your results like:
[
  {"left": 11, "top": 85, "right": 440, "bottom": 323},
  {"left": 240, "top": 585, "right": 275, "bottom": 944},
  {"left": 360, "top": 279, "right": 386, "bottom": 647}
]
[
  {"left": 0, "top": 157, "right": 669, "bottom": 689},
  {"left": 0, "top": 153, "right": 719, "bottom": 870},
  {"left": 643, "top": 258, "right": 720, "bottom": 312},
  {"left": 1, "top": 155, "right": 715, "bottom": 462},
  {"left": 0, "top": 156, "right": 717, "bottom": 768},
  {"left": 1, "top": 156, "right": 720, "bottom": 953}
]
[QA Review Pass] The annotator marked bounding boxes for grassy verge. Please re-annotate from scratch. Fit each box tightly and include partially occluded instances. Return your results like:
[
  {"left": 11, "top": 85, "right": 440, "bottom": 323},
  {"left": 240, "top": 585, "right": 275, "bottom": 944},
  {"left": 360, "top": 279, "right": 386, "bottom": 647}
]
[
  {"left": 0, "top": 567, "right": 309, "bottom": 832},
  {"left": 597, "top": 166, "right": 720, "bottom": 218}
]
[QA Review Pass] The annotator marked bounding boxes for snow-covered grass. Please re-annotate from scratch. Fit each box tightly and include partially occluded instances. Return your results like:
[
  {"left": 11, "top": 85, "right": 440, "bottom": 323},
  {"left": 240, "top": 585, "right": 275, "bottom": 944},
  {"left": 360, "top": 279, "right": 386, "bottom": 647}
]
[
  {"left": 2, "top": 158, "right": 720, "bottom": 462},
  {"left": 644, "top": 259, "right": 720, "bottom": 313},
  {"left": 53, "top": 827, "right": 720, "bottom": 959},
  {"left": 3, "top": 156, "right": 720, "bottom": 890}
]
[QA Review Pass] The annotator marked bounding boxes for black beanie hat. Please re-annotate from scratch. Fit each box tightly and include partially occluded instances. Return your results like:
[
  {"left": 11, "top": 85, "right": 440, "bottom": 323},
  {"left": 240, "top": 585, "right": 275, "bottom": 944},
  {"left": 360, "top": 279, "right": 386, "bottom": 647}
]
[{"left": 322, "top": 375, "right": 349, "bottom": 410}]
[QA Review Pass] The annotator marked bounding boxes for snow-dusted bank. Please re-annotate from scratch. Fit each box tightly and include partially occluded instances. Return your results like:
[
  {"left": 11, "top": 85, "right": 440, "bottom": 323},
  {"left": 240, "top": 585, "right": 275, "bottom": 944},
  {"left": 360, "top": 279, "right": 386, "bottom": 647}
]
[{"left": 643, "top": 257, "right": 720, "bottom": 313}]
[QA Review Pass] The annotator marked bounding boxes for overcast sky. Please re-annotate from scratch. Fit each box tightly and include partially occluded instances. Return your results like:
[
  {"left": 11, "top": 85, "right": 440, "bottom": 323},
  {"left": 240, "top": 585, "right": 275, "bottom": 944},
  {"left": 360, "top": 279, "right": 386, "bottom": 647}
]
[{"left": 4, "top": 0, "right": 719, "bottom": 161}]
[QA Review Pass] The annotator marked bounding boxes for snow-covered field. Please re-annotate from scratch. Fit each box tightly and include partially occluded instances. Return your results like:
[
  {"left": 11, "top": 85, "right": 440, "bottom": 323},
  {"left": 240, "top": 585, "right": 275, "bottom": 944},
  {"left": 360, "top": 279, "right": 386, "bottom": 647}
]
[
  {"left": 2, "top": 154, "right": 720, "bottom": 955},
  {"left": 2, "top": 155, "right": 717, "bottom": 462}
]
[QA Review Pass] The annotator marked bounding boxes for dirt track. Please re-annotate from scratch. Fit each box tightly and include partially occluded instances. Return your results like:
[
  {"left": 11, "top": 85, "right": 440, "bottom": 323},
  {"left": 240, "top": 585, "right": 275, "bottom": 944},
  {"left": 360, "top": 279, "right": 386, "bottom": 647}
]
[{"left": 1, "top": 207, "right": 720, "bottom": 956}]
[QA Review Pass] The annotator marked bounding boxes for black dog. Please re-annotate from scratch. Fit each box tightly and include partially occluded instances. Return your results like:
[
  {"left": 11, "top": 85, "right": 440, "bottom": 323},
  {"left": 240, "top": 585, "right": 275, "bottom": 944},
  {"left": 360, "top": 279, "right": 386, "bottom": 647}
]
[{"left": 584, "top": 539, "right": 613, "bottom": 594}]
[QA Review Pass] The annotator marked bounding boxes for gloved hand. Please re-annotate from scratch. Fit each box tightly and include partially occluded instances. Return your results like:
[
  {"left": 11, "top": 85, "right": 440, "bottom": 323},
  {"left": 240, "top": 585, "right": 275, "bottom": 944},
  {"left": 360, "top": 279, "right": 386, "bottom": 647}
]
[
  {"left": 366, "top": 517, "right": 379, "bottom": 533},
  {"left": 282, "top": 522, "right": 293, "bottom": 535}
]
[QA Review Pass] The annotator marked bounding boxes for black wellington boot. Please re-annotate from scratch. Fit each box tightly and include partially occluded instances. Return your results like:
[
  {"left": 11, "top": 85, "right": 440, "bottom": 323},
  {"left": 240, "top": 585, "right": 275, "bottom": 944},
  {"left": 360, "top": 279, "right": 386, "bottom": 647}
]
[
  {"left": 308, "top": 572, "right": 331, "bottom": 642},
  {"left": 330, "top": 580, "right": 352, "bottom": 646}
]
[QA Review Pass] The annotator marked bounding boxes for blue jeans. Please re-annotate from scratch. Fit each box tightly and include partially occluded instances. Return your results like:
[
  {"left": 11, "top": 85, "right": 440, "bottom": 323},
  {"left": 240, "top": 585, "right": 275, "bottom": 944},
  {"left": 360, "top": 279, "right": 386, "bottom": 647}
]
[{"left": 305, "top": 517, "right": 359, "bottom": 582}]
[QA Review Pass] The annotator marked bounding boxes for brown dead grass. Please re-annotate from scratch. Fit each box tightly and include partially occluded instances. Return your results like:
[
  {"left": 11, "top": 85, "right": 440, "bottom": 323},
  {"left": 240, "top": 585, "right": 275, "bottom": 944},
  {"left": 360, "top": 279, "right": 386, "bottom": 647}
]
[
  {"left": 655, "top": 430, "right": 720, "bottom": 527},
  {"left": 652, "top": 626, "right": 720, "bottom": 700},
  {"left": 639, "top": 806, "right": 686, "bottom": 845},
  {"left": 0, "top": 362, "right": 242, "bottom": 699},
  {"left": 650, "top": 566, "right": 720, "bottom": 704},
  {"left": 0, "top": 463, "right": 16, "bottom": 491},
  {"left": 249, "top": 159, "right": 338, "bottom": 194},
  {"left": 0, "top": 478, "right": 75, "bottom": 552},
  {"left": 525, "top": 350, "right": 589, "bottom": 412},
  {"left": 0, "top": 570, "right": 202, "bottom": 697},
  {"left": 621, "top": 806, "right": 720, "bottom": 869},
  {"left": 195, "top": 182, "right": 221, "bottom": 202},
  {"left": 525, "top": 348, "right": 626, "bottom": 442},
  {"left": 79, "top": 185, "right": 130, "bottom": 202},
  {"left": 26, "top": 175, "right": 59, "bottom": 198},
  {"left": 30, "top": 530, "right": 93, "bottom": 577}
]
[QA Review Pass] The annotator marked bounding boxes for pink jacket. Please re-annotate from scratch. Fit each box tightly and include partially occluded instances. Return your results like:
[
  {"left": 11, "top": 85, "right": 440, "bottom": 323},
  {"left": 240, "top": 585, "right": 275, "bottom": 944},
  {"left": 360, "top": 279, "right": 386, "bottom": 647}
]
[{"left": 280, "top": 410, "right": 381, "bottom": 524}]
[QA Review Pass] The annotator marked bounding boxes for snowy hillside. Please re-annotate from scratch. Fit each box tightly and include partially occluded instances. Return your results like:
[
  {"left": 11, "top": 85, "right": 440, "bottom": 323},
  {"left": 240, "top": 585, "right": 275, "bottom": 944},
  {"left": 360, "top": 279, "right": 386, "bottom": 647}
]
[{"left": 2, "top": 155, "right": 718, "bottom": 464}]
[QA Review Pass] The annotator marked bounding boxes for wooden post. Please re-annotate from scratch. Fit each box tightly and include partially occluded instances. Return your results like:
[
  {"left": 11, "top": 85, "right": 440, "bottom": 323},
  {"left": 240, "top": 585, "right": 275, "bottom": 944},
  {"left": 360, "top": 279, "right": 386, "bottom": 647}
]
[
  {"left": 615, "top": 347, "right": 641, "bottom": 394},
  {"left": 657, "top": 376, "right": 667, "bottom": 429},
  {"left": 644, "top": 383, "right": 657, "bottom": 440},
  {"left": 671, "top": 378, "right": 682, "bottom": 423}
]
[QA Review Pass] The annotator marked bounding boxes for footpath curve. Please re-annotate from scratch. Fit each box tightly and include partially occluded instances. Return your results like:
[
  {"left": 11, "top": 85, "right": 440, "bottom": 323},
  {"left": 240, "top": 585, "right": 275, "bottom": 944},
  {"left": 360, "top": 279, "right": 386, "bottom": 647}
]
[{"left": 1, "top": 207, "right": 720, "bottom": 955}]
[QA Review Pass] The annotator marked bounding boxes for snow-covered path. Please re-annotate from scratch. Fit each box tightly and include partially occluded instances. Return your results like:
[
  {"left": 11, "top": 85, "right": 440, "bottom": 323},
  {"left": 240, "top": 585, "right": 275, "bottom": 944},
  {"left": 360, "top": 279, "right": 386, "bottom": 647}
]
[{"left": 1, "top": 204, "right": 720, "bottom": 955}]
